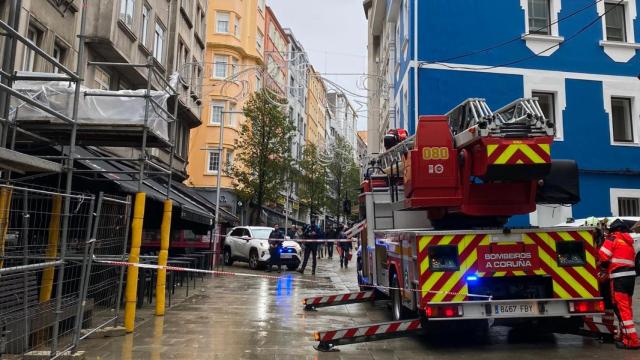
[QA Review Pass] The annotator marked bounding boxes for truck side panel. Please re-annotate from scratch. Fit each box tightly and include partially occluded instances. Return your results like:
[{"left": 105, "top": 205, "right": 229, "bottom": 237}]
[{"left": 417, "top": 229, "right": 599, "bottom": 309}]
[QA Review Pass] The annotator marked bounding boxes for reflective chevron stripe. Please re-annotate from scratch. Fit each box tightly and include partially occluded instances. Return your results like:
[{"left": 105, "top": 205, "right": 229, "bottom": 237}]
[
  {"left": 418, "top": 230, "right": 599, "bottom": 307},
  {"left": 486, "top": 143, "right": 551, "bottom": 165}
]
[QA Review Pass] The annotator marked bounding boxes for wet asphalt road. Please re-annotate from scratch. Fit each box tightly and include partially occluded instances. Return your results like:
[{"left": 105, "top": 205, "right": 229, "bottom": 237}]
[{"left": 79, "top": 257, "right": 640, "bottom": 360}]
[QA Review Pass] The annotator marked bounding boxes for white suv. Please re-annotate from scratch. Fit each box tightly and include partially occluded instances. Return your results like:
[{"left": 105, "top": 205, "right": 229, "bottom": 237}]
[{"left": 223, "top": 226, "right": 302, "bottom": 270}]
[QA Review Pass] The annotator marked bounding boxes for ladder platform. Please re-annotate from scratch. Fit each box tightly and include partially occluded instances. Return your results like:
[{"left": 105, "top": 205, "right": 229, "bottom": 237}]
[
  {"left": 303, "top": 290, "right": 375, "bottom": 310},
  {"left": 313, "top": 318, "right": 422, "bottom": 351}
]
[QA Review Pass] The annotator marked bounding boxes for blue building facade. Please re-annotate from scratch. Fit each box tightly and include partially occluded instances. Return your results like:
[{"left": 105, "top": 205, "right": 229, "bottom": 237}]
[{"left": 367, "top": 0, "right": 640, "bottom": 226}]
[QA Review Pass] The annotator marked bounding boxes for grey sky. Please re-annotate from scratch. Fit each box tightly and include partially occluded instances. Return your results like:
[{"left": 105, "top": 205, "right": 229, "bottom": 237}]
[{"left": 267, "top": 0, "right": 368, "bottom": 131}]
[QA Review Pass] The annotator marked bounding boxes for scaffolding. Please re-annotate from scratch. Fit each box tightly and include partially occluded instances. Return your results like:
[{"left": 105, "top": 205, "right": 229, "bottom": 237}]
[{"left": 0, "top": 0, "right": 181, "bottom": 357}]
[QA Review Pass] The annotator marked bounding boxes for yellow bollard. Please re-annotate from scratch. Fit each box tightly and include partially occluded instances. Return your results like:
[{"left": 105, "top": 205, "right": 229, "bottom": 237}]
[
  {"left": 0, "top": 186, "right": 13, "bottom": 269},
  {"left": 155, "top": 199, "right": 172, "bottom": 316},
  {"left": 39, "top": 194, "right": 62, "bottom": 302},
  {"left": 124, "top": 192, "right": 146, "bottom": 333}
]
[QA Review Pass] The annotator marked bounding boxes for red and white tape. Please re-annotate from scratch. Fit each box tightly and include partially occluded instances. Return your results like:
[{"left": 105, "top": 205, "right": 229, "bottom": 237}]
[{"left": 94, "top": 259, "right": 324, "bottom": 284}]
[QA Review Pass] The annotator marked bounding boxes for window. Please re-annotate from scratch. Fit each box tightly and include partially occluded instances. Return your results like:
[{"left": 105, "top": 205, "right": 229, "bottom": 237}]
[
  {"left": 141, "top": 4, "right": 150, "bottom": 46},
  {"left": 231, "top": 57, "right": 238, "bottom": 76},
  {"left": 256, "top": 29, "right": 264, "bottom": 53},
  {"left": 528, "top": 0, "right": 551, "bottom": 35},
  {"left": 119, "top": 0, "right": 135, "bottom": 28},
  {"left": 153, "top": 22, "right": 165, "bottom": 64},
  {"left": 228, "top": 103, "right": 237, "bottom": 127},
  {"left": 255, "top": 74, "right": 262, "bottom": 91},
  {"left": 605, "top": 2, "right": 627, "bottom": 42},
  {"left": 619, "top": 197, "right": 640, "bottom": 216},
  {"left": 214, "top": 55, "right": 228, "bottom": 78},
  {"left": 234, "top": 15, "right": 241, "bottom": 37},
  {"left": 225, "top": 150, "right": 234, "bottom": 172},
  {"left": 199, "top": 7, "right": 206, "bottom": 36},
  {"left": 23, "top": 25, "right": 42, "bottom": 71},
  {"left": 258, "top": 0, "right": 265, "bottom": 12},
  {"left": 403, "top": 0, "right": 409, "bottom": 40},
  {"left": 210, "top": 101, "right": 224, "bottom": 124},
  {"left": 216, "top": 12, "right": 229, "bottom": 33},
  {"left": 52, "top": 43, "right": 66, "bottom": 73},
  {"left": 611, "top": 97, "right": 634, "bottom": 142},
  {"left": 611, "top": 189, "right": 640, "bottom": 216},
  {"left": 207, "top": 150, "right": 220, "bottom": 173},
  {"left": 533, "top": 91, "right": 555, "bottom": 125},
  {"left": 95, "top": 67, "right": 111, "bottom": 90}
]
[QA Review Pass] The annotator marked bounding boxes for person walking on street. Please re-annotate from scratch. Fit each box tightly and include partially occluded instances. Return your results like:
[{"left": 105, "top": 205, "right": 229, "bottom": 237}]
[
  {"left": 326, "top": 226, "right": 335, "bottom": 260},
  {"left": 298, "top": 219, "right": 322, "bottom": 275},
  {"left": 338, "top": 225, "right": 353, "bottom": 268},
  {"left": 266, "top": 224, "right": 284, "bottom": 273},
  {"left": 598, "top": 219, "right": 640, "bottom": 350}
]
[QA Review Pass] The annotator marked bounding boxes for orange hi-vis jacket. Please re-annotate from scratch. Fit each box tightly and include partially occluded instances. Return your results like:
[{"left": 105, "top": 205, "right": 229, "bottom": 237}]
[{"left": 598, "top": 232, "right": 636, "bottom": 279}]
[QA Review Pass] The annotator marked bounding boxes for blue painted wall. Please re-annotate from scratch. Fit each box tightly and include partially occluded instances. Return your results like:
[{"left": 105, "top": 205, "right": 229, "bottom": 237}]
[{"left": 386, "top": 0, "right": 640, "bottom": 224}]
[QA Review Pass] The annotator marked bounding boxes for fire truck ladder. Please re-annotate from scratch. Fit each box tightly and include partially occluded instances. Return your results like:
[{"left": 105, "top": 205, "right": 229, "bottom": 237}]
[
  {"left": 303, "top": 290, "right": 376, "bottom": 311},
  {"left": 313, "top": 318, "right": 422, "bottom": 352},
  {"left": 492, "top": 97, "right": 555, "bottom": 138},
  {"left": 446, "top": 98, "right": 494, "bottom": 137}
]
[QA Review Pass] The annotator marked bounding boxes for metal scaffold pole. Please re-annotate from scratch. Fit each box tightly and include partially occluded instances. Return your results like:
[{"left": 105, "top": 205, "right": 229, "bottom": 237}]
[{"left": 50, "top": 0, "right": 88, "bottom": 355}]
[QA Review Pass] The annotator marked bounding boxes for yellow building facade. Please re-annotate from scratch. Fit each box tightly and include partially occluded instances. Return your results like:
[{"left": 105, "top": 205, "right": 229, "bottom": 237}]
[
  {"left": 305, "top": 66, "right": 328, "bottom": 148},
  {"left": 187, "top": 0, "right": 265, "bottom": 192}
]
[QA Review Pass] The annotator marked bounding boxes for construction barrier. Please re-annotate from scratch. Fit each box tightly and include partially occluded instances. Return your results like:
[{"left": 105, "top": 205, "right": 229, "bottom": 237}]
[
  {"left": 0, "top": 186, "right": 12, "bottom": 269},
  {"left": 314, "top": 318, "right": 422, "bottom": 351},
  {"left": 303, "top": 291, "right": 375, "bottom": 310},
  {"left": 39, "top": 194, "right": 62, "bottom": 302},
  {"left": 124, "top": 192, "right": 145, "bottom": 333},
  {"left": 155, "top": 199, "right": 172, "bottom": 316}
]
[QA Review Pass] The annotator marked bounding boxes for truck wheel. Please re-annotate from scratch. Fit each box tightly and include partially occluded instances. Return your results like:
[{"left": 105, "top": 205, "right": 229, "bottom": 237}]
[
  {"left": 391, "top": 276, "right": 409, "bottom": 321},
  {"left": 249, "top": 249, "right": 259, "bottom": 270},
  {"left": 223, "top": 247, "right": 233, "bottom": 266}
]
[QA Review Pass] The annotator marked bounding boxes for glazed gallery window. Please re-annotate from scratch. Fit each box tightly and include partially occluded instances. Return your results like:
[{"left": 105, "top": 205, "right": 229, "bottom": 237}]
[
  {"left": 528, "top": 0, "right": 551, "bottom": 35},
  {"left": 611, "top": 97, "right": 634, "bottom": 142}
]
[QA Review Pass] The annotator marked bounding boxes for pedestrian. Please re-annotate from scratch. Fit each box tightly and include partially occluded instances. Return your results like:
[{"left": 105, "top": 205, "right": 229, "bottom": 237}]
[
  {"left": 326, "top": 226, "right": 335, "bottom": 260},
  {"left": 598, "top": 219, "right": 640, "bottom": 349},
  {"left": 287, "top": 225, "right": 297, "bottom": 239},
  {"left": 338, "top": 225, "right": 353, "bottom": 268},
  {"left": 266, "top": 224, "right": 284, "bottom": 273},
  {"left": 298, "top": 218, "right": 322, "bottom": 275}
]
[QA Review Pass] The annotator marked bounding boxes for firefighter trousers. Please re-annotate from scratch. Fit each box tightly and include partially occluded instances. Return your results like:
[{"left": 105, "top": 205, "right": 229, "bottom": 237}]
[{"left": 611, "top": 276, "right": 640, "bottom": 348}]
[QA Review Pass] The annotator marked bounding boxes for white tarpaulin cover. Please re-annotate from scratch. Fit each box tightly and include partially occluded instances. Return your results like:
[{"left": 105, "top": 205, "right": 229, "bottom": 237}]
[{"left": 9, "top": 72, "right": 172, "bottom": 140}]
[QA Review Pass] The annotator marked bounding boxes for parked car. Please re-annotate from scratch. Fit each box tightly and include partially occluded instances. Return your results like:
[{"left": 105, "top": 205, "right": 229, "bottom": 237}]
[
  {"left": 223, "top": 226, "right": 302, "bottom": 270},
  {"left": 555, "top": 217, "right": 640, "bottom": 273}
]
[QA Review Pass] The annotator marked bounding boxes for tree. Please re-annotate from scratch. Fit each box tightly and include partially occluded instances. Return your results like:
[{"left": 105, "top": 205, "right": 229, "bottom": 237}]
[
  {"left": 297, "top": 143, "right": 328, "bottom": 219},
  {"left": 326, "top": 135, "right": 361, "bottom": 223},
  {"left": 229, "top": 90, "right": 295, "bottom": 225}
]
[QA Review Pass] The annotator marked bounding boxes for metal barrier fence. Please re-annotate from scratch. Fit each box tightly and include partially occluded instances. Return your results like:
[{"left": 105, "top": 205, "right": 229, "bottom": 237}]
[{"left": 0, "top": 186, "right": 131, "bottom": 358}]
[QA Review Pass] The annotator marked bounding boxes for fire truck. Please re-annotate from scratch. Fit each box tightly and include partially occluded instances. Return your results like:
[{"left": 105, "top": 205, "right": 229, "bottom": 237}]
[{"left": 305, "top": 98, "right": 608, "bottom": 351}]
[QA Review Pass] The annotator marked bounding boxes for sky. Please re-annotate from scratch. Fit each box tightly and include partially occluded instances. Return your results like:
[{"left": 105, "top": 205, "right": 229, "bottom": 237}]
[{"left": 267, "top": 0, "right": 369, "bottom": 131}]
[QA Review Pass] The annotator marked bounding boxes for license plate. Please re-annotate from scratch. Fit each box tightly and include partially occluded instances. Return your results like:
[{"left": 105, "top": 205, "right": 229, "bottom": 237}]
[
  {"left": 493, "top": 302, "right": 539, "bottom": 316},
  {"left": 280, "top": 253, "right": 293, "bottom": 259}
]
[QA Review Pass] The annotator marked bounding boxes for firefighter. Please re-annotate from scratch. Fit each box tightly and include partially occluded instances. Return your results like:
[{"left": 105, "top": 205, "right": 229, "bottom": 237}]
[{"left": 598, "top": 219, "right": 640, "bottom": 350}]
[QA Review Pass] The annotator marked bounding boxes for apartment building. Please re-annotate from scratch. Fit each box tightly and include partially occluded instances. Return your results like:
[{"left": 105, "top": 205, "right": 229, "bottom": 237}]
[
  {"left": 264, "top": 6, "right": 288, "bottom": 96},
  {"left": 187, "top": 0, "right": 266, "bottom": 218}
]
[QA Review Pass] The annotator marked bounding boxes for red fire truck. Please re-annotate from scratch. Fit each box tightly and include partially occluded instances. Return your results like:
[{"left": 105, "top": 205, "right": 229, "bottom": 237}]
[{"left": 305, "top": 98, "right": 608, "bottom": 351}]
